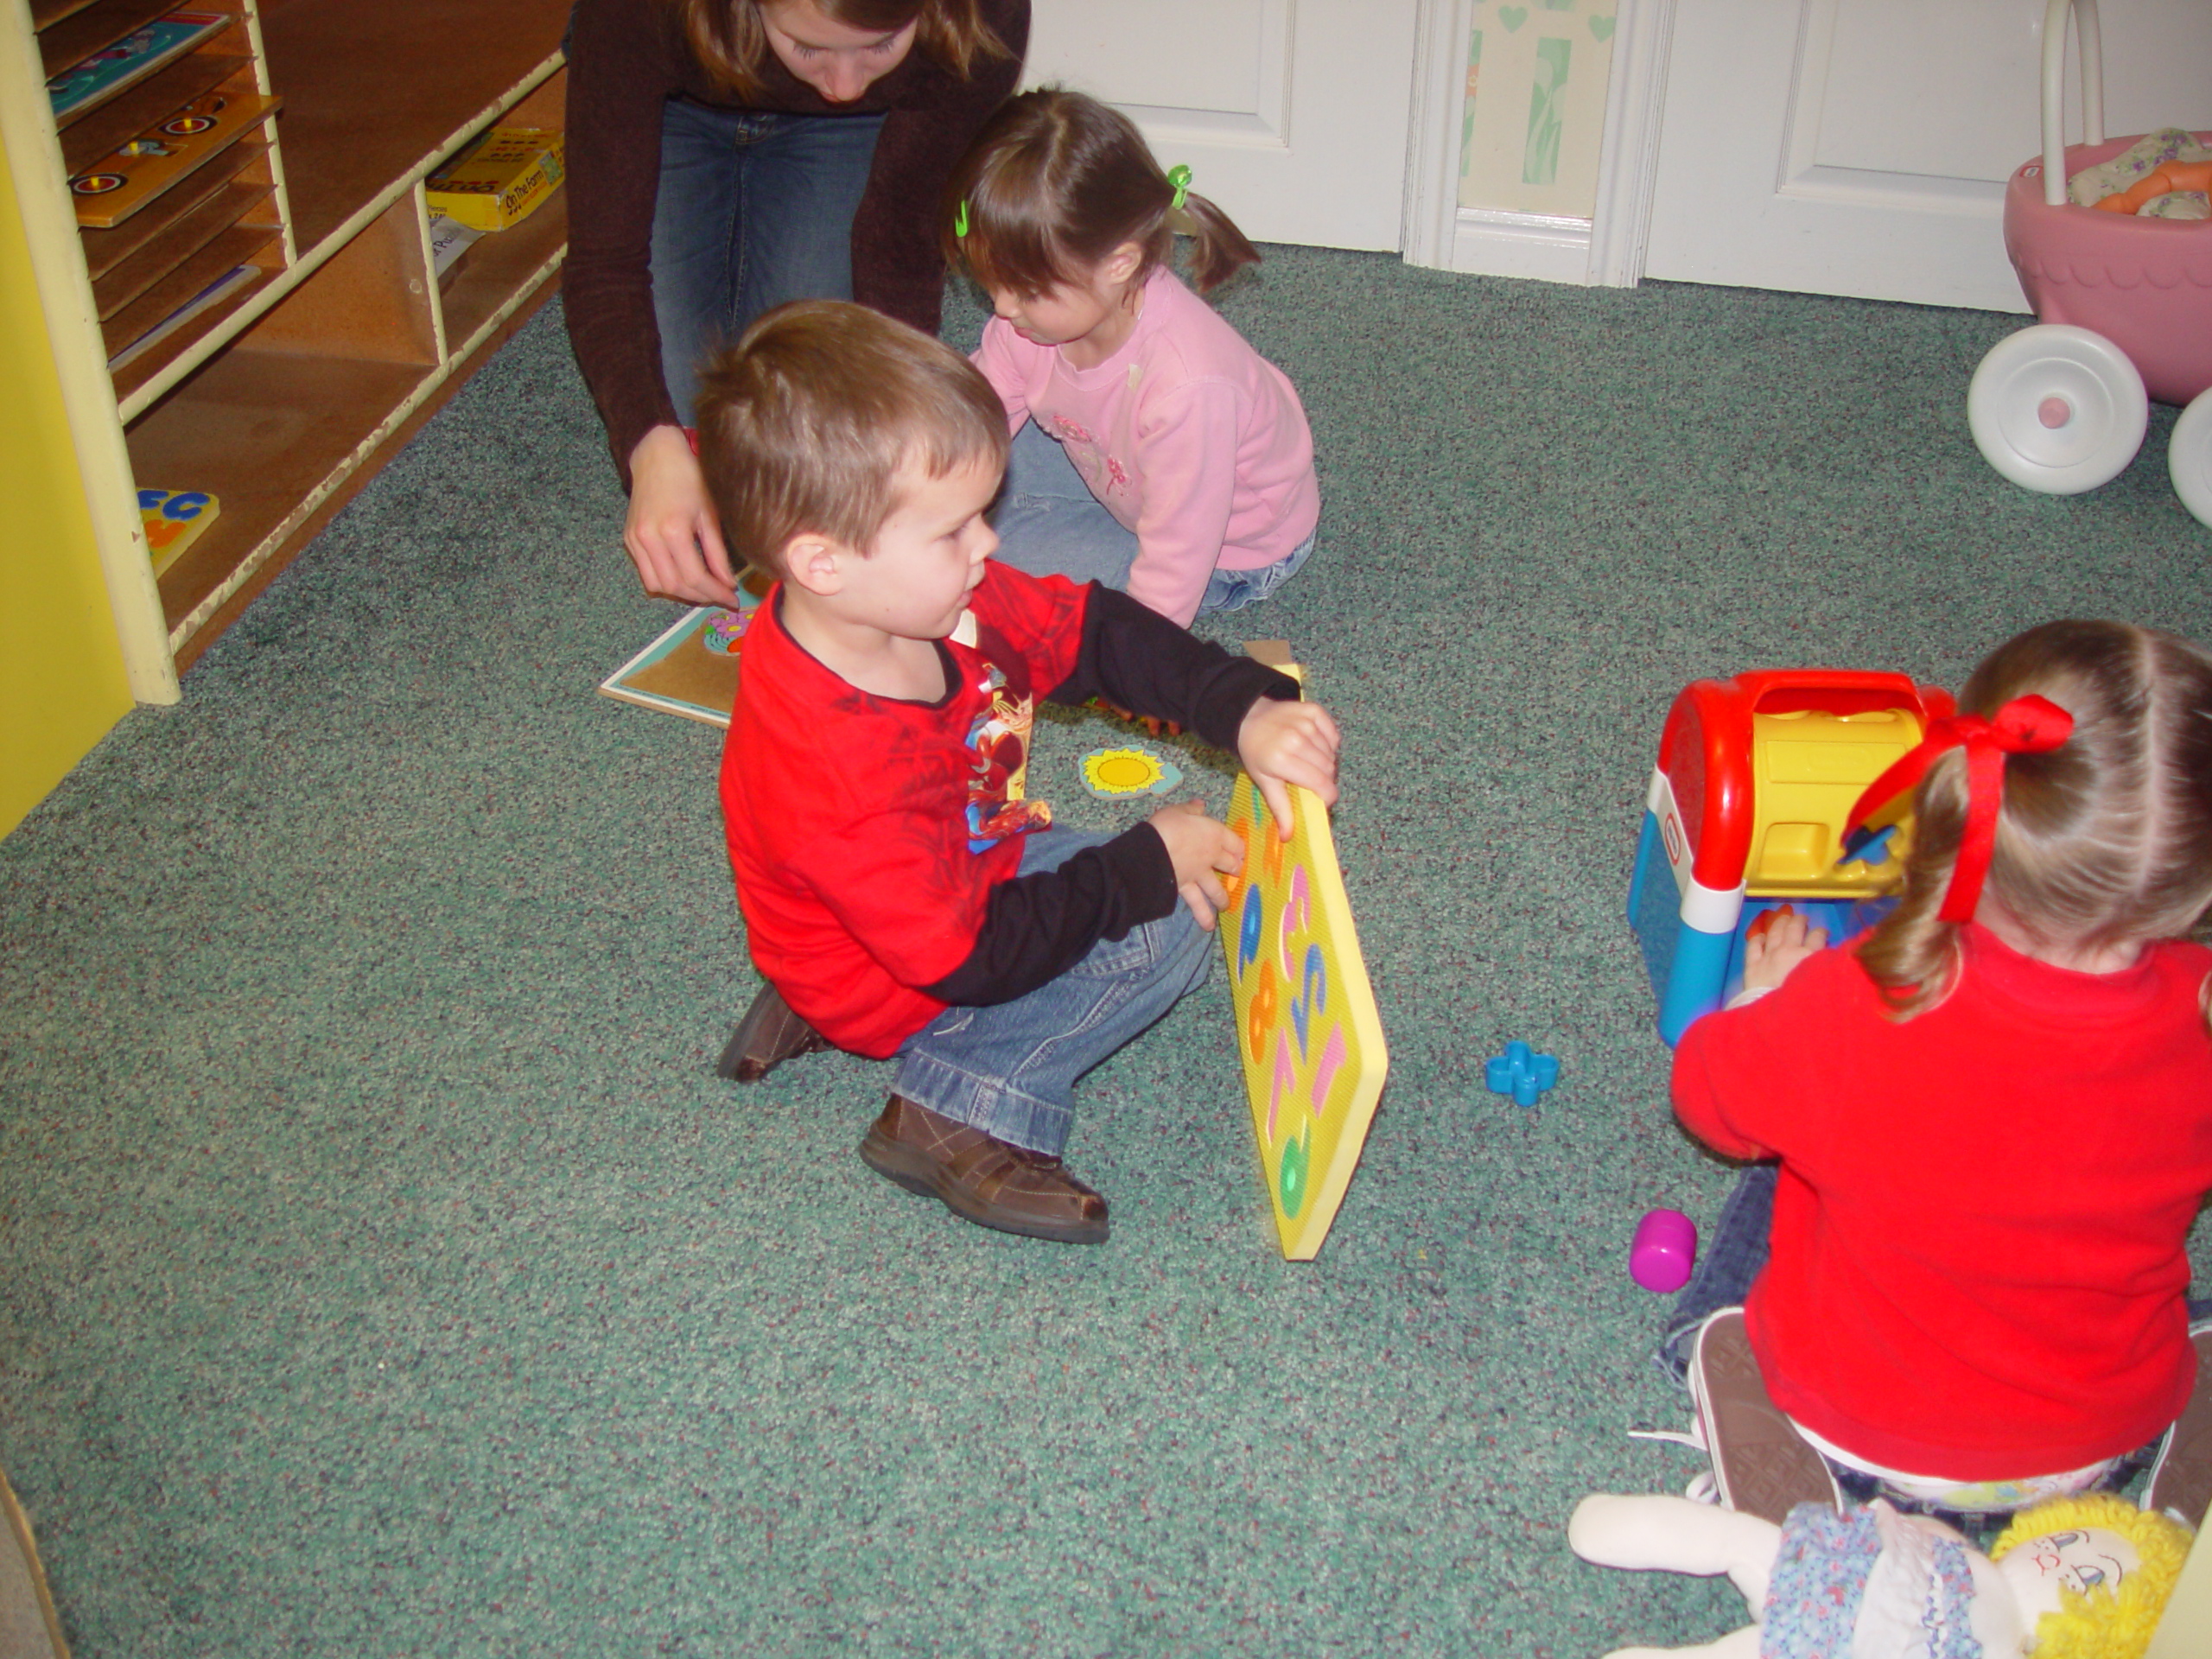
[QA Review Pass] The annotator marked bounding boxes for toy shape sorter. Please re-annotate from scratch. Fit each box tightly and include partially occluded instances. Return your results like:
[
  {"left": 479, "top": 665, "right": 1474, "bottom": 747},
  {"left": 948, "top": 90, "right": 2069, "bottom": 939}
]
[
  {"left": 1628, "top": 670, "right": 1954, "bottom": 1046},
  {"left": 1219, "top": 704, "right": 1389, "bottom": 1261}
]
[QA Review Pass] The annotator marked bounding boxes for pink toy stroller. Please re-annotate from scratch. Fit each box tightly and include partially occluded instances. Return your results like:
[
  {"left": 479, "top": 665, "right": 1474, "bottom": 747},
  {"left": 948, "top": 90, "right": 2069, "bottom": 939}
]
[{"left": 1967, "top": 0, "right": 2212, "bottom": 526}]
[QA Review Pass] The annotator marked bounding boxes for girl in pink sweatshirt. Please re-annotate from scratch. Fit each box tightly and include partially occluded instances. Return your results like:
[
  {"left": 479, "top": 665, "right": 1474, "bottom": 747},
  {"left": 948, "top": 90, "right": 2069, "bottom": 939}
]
[{"left": 942, "top": 89, "right": 1320, "bottom": 627}]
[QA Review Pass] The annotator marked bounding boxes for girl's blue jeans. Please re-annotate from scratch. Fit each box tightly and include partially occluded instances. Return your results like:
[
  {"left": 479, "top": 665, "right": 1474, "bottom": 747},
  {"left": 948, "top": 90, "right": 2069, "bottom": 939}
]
[
  {"left": 989, "top": 421, "right": 1315, "bottom": 613},
  {"left": 893, "top": 830, "right": 1216, "bottom": 1157},
  {"left": 650, "top": 99, "right": 887, "bottom": 423}
]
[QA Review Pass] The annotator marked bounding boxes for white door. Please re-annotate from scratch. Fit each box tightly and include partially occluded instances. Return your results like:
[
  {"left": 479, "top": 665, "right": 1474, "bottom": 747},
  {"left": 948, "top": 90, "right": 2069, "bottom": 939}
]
[
  {"left": 1025, "top": 0, "right": 1421, "bottom": 251},
  {"left": 1644, "top": 0, "right": 2212, "bottom": 312}
]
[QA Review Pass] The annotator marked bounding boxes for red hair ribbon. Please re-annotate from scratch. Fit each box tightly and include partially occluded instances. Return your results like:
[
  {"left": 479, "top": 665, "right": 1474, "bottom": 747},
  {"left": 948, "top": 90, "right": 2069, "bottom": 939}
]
[{"left": 1841, "top": 694, "right": 2074, "bottom": 924}]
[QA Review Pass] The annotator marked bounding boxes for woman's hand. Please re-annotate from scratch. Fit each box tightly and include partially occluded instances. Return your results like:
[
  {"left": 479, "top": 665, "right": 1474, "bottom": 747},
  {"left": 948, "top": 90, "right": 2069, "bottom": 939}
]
[
  {"left": 625, "top": 425, "right": 739, "bottom": 606},
  {"left": 1238, "top": 697, "right": 1342, "bottom": 839}
]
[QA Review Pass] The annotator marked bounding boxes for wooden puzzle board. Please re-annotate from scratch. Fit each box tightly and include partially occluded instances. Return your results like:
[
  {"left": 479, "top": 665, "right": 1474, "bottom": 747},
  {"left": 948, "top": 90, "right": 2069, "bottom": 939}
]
[{"left": 1221, "top": 763, "right": 1389, "bottom": 1261}]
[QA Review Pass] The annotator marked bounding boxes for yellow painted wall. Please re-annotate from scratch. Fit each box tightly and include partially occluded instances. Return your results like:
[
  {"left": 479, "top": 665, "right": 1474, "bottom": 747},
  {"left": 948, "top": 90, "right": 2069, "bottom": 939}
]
[{"left": 0, "top": 128, "right": 133, "bottom": 842}]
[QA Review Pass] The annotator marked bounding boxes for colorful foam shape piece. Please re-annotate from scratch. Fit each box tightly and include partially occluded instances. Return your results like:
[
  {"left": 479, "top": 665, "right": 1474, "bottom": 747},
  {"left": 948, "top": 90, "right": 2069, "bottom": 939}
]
[
  {"left": 1221, "top": 768, "right": 1389, "bottom": 1261},
  {"left": 1078, "top": 744, "right": 1185, "bottom": 799},
  {"left": 1485, "top": 1040, "right": 1559, "bottom": 1108},
  {"left": 1630, "top": 1207, "right": 1698, "bottom": 1294}
]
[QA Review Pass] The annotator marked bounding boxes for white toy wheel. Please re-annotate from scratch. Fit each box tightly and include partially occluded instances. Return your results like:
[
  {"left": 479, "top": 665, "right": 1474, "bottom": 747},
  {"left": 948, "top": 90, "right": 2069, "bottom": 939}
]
[
  {"left": 1968, "top": 324, "right": 2148, "bottom": 494},
  {"left": 2170, "top": 386, "right": 2212, "bottom": 530}
]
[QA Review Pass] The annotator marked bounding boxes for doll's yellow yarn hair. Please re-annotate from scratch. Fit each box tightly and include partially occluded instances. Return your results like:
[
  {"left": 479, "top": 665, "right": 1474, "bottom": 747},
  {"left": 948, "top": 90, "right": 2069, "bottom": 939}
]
[{"left": 1988, "top": 1493, "right": 2192, "bottom": 1659}]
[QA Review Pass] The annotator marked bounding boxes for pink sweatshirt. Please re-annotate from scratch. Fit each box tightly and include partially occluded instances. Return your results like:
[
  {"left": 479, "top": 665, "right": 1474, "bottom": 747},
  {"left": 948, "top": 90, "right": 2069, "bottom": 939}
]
[{"left": 973, "top": 268, "right": 1320, "bottom": 626}]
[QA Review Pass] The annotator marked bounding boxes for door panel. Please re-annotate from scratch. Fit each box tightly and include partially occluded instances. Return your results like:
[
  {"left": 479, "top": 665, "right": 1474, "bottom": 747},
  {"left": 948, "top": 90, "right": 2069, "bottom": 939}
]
[
  {"left": 1026, "top": 0, "right": 1420, "bottom": 250},
  {"left": 1645, "top": 0, "right": 2212, "bottom": 311}
]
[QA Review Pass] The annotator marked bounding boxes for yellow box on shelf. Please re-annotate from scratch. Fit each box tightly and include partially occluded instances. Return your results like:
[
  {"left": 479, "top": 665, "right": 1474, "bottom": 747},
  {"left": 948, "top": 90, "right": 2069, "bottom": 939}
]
[
  {"left": 424, "top": 126, "right": 564, "bottom": 232},
  {"left": 138, "top": 487, "right": 218, "bottom": 575}
]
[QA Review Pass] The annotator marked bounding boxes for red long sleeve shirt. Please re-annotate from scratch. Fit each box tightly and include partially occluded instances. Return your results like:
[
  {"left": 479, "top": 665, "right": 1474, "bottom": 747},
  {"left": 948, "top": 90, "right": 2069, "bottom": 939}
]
[{"left": 1672, "top": 927, "right": 2212, "bottom": 1478}]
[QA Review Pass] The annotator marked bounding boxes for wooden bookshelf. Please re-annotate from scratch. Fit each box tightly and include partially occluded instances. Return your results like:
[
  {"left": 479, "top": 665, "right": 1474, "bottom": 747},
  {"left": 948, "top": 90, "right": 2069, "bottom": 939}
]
[{"left": 7, "top": 0, "right": 571, "bottom": 699}]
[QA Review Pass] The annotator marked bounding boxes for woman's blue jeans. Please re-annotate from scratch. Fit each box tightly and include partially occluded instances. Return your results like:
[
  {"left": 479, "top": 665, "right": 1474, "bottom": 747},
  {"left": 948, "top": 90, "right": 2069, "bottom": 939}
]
[
  {"left": 893, "top": 830, "right": 1217, "bottom": 1157},
  {"left": 650, "top": 98, "right": 887, "bottom": 423}
]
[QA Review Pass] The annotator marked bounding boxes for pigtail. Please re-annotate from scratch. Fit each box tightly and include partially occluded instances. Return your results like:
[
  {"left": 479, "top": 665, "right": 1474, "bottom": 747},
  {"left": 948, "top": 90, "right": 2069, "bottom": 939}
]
[
  {"left": 1858, "top": 752, "right": 1971, "bottom": 1019},
  {"left": 1173, "top": 190, "right": 1261, "bottom": 294}
]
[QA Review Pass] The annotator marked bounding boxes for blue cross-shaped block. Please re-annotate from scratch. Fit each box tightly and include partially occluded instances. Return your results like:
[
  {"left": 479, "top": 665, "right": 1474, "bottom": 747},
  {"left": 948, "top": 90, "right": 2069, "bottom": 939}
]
[{"left": 1485, "top": 1040, "right": 1560, "bottom": 1109}]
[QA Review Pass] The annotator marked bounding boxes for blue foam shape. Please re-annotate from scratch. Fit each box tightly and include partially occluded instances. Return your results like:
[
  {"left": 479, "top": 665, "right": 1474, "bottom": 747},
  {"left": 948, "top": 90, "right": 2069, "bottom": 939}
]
[{"left": 1485, "top": 1039, "right": 1560, "bottom": 1108}]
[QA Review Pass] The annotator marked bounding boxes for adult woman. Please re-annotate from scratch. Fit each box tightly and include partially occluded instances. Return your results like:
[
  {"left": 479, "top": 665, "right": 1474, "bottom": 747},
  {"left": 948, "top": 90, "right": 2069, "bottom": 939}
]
[{"left": 563, "top": 0, "right": 1029, "bottom": 604}]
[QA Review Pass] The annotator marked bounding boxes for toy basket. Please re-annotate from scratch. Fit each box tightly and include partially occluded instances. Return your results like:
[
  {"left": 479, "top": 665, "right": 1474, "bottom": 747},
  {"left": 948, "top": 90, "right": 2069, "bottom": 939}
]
[{"left": 1967, "top": 0, "right": 2212, "bottom": 524}]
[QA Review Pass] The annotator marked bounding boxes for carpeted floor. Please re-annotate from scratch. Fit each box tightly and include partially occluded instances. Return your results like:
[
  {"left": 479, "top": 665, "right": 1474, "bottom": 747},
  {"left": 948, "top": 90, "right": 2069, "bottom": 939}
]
[{"left": 2, "top": 250, "right": 2207, "bottom": 1657}]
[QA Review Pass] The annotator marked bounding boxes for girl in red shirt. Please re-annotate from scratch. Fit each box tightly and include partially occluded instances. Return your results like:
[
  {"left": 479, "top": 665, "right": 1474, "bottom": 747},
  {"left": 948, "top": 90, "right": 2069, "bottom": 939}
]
[{"left": 1662, "top": 620, "right": 2212, "bottom": 1530}]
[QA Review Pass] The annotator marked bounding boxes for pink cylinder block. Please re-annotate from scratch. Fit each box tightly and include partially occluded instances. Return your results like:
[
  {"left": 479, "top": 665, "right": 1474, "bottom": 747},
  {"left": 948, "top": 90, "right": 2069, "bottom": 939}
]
[{"left": 1630, "top": 1208, "right": 1698, "bottom": 1294}]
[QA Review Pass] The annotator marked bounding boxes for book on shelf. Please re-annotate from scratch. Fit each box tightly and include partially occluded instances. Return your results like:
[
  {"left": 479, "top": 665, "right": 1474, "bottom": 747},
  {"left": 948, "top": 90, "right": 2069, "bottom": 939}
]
[
  {"left": 425, "top": 127, "right": 565, "bottom": 232},
  {"left": 68, "top": 88, "right": 281, "bottom": 229},
  {"left": 138, "top": 488, "right": 220, "bottom": 576},
  {"left": 47, "top": 10, "right": 231, "bottom": 124},
  {"left": 426, "top": 213, "right": 483, "bottom": 286},
  {"left": 107, "top": 264, "right": 257, "bottom": 371}
]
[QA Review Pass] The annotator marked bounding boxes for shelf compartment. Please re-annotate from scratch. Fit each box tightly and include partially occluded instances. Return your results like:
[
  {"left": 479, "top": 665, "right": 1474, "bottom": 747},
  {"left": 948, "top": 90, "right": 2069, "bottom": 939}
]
[
  {"left": 92, "top": 175, "right": 276, "bottom": 317},
  {"left": 60, "top": 45, "right": 250, "bottom": 173},
  {"left": 78, "top": 135, "right": 263, "bottom": 279},
  {"left": 101, "top": 221, "right": 278, "bottom": 359},
  {"left": 132, "top": 347, "right": 442, "bottom": 638},
  {"left": 32, "top": 0, "right": 106, "bottom": 30},
  {"left": 259, "top": 0, "right": 569, "bottom": 252},
  {"left": 436, "top": 188, "right": 565, "bottom": 364},
  {"left": 36, "top": 0, "right": 175, "bottom": 78}
]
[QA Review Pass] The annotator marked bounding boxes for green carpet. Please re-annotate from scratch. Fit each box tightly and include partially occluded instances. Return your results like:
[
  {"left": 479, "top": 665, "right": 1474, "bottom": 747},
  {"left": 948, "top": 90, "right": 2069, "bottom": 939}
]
[{"left": 2, "top": 251, "right": 2206, "bottom": 1656}]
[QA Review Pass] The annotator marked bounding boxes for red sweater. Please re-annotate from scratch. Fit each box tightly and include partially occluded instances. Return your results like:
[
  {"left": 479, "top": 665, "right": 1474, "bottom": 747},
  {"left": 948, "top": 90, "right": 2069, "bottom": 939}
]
[
  {"left": 721, "top": 565, "right": 1294, "bottom": 1057},
  {"left": 562, "top": 0, "right": 1029, "bottom": 482},
  {"left": 1673, "top": 927, "right": 2212, "bottom": 1478}
]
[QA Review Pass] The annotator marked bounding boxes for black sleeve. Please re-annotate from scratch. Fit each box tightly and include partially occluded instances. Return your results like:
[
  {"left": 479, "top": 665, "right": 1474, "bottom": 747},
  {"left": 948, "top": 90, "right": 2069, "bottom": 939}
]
[
  {"left": 919, "top": 823, "right": 1177, "bottom": 1006},
  {"left": 1049, "top": 586, "right": 1302, "bottom": 750},
  {"left": 922, "top": 587, "right": 1301, "bottom": 1007}
]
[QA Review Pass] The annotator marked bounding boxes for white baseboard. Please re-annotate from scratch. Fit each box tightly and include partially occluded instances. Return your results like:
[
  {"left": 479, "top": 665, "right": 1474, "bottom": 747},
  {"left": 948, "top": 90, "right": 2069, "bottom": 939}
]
[{"left": 1446, "top": 207, "right": 1599, "bottom": 285}]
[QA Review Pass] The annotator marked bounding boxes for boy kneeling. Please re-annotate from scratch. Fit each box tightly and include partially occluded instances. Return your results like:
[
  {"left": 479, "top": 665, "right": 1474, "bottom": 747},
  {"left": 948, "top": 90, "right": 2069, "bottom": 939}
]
[{"left": 703, "top": 302, "right": 1340, "bottom": 1245}]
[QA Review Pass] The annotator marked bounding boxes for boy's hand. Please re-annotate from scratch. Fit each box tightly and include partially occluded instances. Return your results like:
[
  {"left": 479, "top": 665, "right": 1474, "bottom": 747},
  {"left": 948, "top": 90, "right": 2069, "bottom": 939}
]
[
  {"left": 626, "top": 425, "right": 740, "bottom": 607},
  {"left": 1742, "top": 909, "right": 1828, "bottom": 993},
  {"left": 1238, "top": 696, "right": 1342, "bottom": 840},
  {"left": 1147, "top": 799, "right": 1246, "bottom": 931}
]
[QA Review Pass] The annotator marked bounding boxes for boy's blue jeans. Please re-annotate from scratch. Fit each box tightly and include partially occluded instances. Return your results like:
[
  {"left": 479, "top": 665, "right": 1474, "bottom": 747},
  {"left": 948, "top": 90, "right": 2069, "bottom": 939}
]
[
  {"left": 893, "top": 830, "right": 1216, "bottom": 1157},
  {"left": 650, "top": 99, "right": 887, "bottom": 423},
  {"left": 989, "top": 421, "right": 1315, "bottom": 613}
]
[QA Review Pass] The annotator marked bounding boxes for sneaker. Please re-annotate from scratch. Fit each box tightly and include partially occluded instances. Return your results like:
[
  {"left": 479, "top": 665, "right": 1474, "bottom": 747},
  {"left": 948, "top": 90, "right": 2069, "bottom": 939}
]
[
  {"left": 1687, "top": 1307, "right": 1842, "bottom": 1524},
  {"left": 715, "top": 982, "right": 836, "bottom": 1082},
  {"left": 2144, "top": 1322, "right": 2212, "bottom": 1529},
  {"left": 859, "top": 1096, "right": 1109, "bottom": 1245}
]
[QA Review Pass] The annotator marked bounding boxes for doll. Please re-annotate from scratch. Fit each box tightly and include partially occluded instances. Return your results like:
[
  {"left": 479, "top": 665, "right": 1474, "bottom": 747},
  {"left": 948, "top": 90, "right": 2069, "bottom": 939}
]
[{"left": 1567, "top": 1491, "right": 2190, "bottom": 1658}]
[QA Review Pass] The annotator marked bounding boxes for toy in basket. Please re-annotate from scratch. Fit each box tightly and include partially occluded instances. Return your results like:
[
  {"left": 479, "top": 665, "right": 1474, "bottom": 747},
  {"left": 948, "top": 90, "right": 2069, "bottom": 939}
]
[
  {"left": 1967, "top": 0, "right": 2212, "bottom": 526},
  {"left": 1627, "top": 670, "right": 1952, "bottom": 1046}
]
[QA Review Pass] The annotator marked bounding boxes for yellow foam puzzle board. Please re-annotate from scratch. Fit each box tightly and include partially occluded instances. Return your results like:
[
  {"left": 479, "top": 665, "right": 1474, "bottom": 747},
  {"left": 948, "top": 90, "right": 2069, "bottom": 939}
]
[{"left": 1221, "top": 750, "right": 1389, "bottom": 1261}]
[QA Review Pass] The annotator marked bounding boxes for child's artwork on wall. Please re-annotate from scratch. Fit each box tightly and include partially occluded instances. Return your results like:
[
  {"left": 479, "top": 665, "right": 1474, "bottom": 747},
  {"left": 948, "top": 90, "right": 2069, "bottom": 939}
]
[
  {"left": 1459, "top": 0, "right": 1619, "bottom": 219},
  {"left": 1221, "top": 734, "right": 1389, "bottom": 1262}
]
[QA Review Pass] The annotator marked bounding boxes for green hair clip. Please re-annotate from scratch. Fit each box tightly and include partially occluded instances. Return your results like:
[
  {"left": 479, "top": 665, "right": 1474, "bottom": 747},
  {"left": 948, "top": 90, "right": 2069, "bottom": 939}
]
[
  {"left": 1166, "top": 164, "right": 1192, "bottom": 211},
  {"left": 954, "top": 200, "right": 969, "bottom": 238}
]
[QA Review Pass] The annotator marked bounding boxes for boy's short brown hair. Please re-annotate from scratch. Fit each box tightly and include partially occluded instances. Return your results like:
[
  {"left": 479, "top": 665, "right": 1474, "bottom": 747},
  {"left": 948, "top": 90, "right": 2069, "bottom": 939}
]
[{"left": 693, "top": 301, "right": 1009, "bottom": 579}]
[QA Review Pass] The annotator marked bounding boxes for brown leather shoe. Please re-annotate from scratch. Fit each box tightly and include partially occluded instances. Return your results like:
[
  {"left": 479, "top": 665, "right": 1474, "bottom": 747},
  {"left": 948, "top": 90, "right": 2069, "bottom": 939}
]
[
  {"left": 859, "top": 1096, "right": 1109, "bottom": 1244},
  {"left": 715, "top": 982, "right": 835, "bottom": 1082}
]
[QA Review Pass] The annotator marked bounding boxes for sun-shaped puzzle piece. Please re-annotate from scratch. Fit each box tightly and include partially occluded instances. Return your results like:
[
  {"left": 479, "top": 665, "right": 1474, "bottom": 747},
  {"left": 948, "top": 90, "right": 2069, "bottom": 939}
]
[{"left": 1079, "top": 745, "right": 1184, "bottom": 799}]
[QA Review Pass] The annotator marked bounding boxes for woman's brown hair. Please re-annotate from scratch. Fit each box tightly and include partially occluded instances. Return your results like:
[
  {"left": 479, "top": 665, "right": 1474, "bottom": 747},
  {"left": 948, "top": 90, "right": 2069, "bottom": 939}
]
[
  {"left": 941, "top": 88, "right": 1260, "bottom": 297},
  {"left": 672, "top": 0, "right": 1009, "bottom": 102},
  {"left": 1859, "top": 620, "right": 2212, "bottom": 1021}
]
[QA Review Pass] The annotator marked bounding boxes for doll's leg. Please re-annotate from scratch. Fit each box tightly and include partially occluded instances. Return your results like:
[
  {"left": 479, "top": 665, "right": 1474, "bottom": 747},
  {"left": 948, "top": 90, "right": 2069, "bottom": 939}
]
[{"left": 1569, "top": 1495, "right": 1782, "bottom": 1611}]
